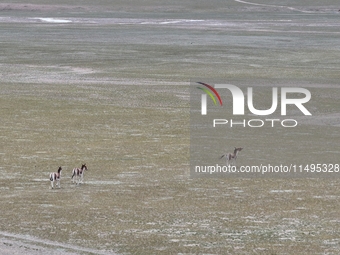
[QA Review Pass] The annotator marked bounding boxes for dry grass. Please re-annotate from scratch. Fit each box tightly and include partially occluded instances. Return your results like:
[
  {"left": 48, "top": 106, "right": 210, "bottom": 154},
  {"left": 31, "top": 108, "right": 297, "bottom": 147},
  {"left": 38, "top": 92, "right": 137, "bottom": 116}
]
[
  {"left": 1, "top": 1, "right": 340, "bottom": 254},
  {"left": 1, "top": 84, "right": 340, "bottom": 254}
]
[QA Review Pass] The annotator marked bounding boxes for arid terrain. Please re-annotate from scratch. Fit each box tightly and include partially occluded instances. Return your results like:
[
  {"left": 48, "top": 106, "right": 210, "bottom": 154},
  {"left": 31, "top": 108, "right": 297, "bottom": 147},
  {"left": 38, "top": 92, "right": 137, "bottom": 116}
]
[{"left": 1, "top": 1, "right": 340, "bottom": 254}]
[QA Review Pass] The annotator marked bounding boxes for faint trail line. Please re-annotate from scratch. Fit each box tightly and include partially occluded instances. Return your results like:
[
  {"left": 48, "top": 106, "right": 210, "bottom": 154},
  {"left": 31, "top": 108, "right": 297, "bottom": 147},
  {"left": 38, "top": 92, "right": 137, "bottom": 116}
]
[
  {"left": 0, "top": 231, "right": 118, "bottom": 255},
  {"left": 234, "top": 0, "right": 315, "bottom": 13}
]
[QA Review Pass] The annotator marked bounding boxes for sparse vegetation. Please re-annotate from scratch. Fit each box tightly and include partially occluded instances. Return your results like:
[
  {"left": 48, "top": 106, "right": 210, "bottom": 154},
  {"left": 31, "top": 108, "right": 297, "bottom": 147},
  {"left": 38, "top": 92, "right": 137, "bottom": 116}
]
[{"left": 1, "top": 1, "right": 340, "bottom": 254}]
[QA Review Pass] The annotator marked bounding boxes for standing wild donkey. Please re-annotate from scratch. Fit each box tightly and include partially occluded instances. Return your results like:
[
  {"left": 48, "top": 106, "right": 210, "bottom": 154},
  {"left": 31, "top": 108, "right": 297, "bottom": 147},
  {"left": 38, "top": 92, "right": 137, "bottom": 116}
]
[
  {"left": 71, "top": 164, "right": 88, "bottom": 184},
  {"left": 220, "top": 147, "right": 243, "bottom": 166},
  {"left": 50, "top": 166, "right": 62, "bottom": 189}
]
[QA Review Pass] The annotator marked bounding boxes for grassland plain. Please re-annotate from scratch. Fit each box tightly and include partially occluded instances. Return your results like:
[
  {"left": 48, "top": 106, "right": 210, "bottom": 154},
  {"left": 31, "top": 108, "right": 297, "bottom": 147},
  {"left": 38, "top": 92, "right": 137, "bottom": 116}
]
[{"left": 1, "top": 0, "right": 340, "bottom": 254}]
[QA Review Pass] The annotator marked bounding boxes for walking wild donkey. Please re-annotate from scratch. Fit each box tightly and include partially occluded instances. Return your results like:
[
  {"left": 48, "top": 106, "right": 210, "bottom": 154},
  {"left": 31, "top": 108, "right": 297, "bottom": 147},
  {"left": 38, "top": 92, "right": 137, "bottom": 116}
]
[
  {"left": 50, "top": 166, "right": 62, "bottom": 189},
  {"left": 71, "top": 164, "right": 88, "bottom": 184},
  {"left": 220, "top": 147, "right": 243, "bottom": 166}
]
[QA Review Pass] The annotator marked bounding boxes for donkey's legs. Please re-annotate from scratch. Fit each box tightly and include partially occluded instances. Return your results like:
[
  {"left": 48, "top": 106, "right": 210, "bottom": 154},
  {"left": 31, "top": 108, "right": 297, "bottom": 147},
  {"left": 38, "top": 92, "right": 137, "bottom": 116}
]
[
  {"left": 75, "top": 174, "right": 80, "bottom": 185},
  {"left": 71, "top": 170, "right": 75, "bottom": 184},
  {"left": 225, "top": 153, "right": 230, "bottom": 166}
]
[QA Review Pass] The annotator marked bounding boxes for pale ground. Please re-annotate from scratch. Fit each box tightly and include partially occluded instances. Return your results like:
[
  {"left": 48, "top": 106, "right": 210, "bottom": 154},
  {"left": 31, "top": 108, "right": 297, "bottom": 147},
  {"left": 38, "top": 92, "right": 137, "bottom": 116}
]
[
  {"left": 1, "top": 1, "right": 340, "bottom": 254},
  {"left": 0, "top": 235, "right": 85, "bottom": 255}
]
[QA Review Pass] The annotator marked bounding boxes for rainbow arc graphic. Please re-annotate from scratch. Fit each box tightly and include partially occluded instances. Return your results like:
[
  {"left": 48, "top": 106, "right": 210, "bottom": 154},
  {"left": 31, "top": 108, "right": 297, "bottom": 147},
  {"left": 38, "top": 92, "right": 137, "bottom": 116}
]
[{"left": 196, "top": 82, "right": 223, "bottom": 115}]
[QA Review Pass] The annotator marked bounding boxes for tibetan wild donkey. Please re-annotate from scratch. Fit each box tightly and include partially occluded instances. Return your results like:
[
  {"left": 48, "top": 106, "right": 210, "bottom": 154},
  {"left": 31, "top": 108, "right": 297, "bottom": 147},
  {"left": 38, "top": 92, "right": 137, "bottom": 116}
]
[
  {"left": 50, "top": 166, "right": 62, "bottom": 189},
  {"left": 220, "top": 147, "right": 243, "bottom": 166},
  {"left": 71, "top": 164, "right": 88, "bottom": 184}
]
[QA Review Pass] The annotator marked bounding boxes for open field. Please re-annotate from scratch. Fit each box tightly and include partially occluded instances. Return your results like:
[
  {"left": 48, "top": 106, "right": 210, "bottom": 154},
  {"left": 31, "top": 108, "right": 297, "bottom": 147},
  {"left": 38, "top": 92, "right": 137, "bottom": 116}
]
[{"left": 1, "top": 1, "right": 340, "bottom": 254}]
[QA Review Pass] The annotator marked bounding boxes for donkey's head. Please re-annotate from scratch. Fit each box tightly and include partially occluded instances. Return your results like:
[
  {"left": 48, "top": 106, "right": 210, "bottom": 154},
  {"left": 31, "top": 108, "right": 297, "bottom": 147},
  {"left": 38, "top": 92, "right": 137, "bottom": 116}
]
[
  {"left": 81, "top": 164, "right": 88, "bottom": 171},
  {"left": 234, "top": 147, "right": 243, "bottom": 153}
]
